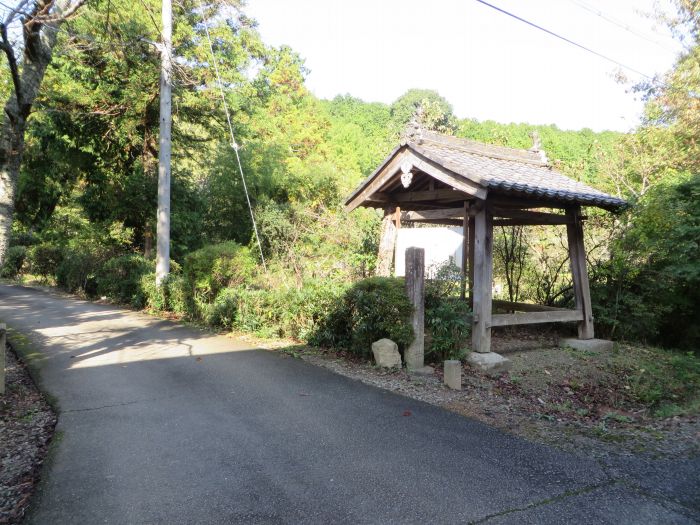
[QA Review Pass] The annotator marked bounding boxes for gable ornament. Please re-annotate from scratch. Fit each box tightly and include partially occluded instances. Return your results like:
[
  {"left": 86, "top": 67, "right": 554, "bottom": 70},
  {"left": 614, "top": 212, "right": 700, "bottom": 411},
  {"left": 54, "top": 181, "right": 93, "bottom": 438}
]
[{"left": 400, "top": 161, "right": 414, "bottom": 188}]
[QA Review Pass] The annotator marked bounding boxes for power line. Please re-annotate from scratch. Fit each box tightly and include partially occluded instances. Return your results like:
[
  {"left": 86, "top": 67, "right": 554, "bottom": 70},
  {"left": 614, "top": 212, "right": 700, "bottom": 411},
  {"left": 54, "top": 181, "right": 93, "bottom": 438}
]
[
  {"left": 565, "top": 0, "right": 677, "bottom": 54},
  {"left": 475, "top": 0, "right": 655, "bottom": 80},
  {"left": 197, "top": 0, "right": 267, "bottom": 272}
]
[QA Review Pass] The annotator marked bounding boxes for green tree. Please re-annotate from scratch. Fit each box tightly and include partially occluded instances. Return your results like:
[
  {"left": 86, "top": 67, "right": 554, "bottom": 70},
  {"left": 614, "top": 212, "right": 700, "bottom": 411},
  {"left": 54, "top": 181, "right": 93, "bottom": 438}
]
[
  {"left": 389, "top": 88, "right": 457, "bottom": 135},
  {"left": 0, "top": 0, "right": 88, "bottom": 267}
]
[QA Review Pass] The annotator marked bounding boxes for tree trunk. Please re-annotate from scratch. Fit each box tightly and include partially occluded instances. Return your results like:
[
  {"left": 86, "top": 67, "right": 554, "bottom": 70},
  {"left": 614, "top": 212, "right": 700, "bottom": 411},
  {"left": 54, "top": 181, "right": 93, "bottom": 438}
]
[
  {"left": 0, "top": 0, "right": 83, "bottom": 267},
  {"left": 0, "top": 12, "right": 61, "bottom": 266},
  {"left": 0, "top": 114, "right": 26, "bottom": 265}
]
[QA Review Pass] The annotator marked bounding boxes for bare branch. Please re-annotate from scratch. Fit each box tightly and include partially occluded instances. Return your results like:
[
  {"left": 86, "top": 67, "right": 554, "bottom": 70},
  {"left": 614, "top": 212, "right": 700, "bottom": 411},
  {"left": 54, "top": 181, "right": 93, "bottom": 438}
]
[
  {"left": 3, "top": 0, "right": 32, "bottom": 25},
  {"left": 32, "top": 0, "right": 86, "bottom": 24},
  {"left": 0, "top": 21, "right": 23, "bottom": 111}
]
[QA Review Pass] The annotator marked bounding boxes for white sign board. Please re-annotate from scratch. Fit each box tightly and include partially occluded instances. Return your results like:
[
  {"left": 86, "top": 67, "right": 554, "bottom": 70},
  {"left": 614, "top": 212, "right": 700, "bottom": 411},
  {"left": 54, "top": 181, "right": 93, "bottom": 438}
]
[{"left": 395, "top": 227, "right": 464, "bottom": 278}]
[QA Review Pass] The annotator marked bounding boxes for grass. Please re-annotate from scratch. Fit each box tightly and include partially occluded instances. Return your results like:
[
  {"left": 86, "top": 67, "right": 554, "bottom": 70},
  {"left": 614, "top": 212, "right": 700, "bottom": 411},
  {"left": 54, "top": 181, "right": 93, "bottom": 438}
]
[
  {"left": 608, "top": 345, "right": 700, "bottom": 417},
  {"left": 4, "top": 327, "right": 61, "bottom": 413}
]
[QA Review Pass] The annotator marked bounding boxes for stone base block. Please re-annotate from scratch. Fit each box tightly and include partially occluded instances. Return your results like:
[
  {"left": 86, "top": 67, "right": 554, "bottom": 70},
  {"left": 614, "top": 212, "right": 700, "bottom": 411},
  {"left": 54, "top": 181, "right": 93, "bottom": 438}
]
[
  {"left": 467, "top": 352, "right": 511, "bottom": 374},
  {"left": 559, "top": 338, "right": 614, "bottom": 353},
  {"left": 409, "top": 365, "right": 434, "bottom": 377}
]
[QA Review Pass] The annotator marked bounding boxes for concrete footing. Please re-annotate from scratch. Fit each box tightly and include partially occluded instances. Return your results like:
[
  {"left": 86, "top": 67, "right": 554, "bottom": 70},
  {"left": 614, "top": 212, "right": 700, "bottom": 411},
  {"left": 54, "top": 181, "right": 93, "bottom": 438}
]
[
  {"left": 559, "top": 338, "right": 614, "bottom": 352},
  {"left": 443, "top": 360, "right": 461, "bottom": 390},
  {"left": 467, "top": 352, "right": 511, "bottom": 374}
]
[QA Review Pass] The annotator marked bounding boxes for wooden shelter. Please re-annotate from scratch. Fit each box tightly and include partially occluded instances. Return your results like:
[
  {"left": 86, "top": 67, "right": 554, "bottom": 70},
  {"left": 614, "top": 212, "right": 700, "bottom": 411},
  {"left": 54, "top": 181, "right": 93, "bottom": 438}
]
[{"left": 345, "top": 125, "right": 626, "bottom": 354}]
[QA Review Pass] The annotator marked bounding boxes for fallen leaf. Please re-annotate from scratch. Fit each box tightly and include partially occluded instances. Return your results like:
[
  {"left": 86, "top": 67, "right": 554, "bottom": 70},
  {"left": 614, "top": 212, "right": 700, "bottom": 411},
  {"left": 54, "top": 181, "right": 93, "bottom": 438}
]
[
  {"left": 402, "top": 410, "right": 412, "bottom": 417},
  {"left": 196, "top": 357, "right": 202, "bottom": 362}
]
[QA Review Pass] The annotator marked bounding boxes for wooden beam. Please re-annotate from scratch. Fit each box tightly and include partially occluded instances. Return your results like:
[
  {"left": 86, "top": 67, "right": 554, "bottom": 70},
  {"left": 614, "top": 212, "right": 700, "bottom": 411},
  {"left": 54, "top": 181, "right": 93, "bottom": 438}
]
[
  {"left": 402, "top": 218, "right": 463, "bottom": 226},
  {"left": 345, "top": 148, "right": 406, "bottom": 212},
  {"left": 493, "top": 207, "right": 583, "bottom": 226},
  {"left": 494, "top": 208, "right": 573, "bottom": 220},
  {"left": 374, "top": 188, "right": 470, "bottom": 203},
  {"left": 402, "top": 207, "right": 465, "bottom": 221},
  {"left": 494, "top": 217, "right": 570, "bottom": 227},
  {"left": 488, "top": 196, "right": 568, "bottom": 210},
  {"left": 566, "top": 206, "right": 595, "bottom": 339},
  {"left": 405, "top": 150, "right": 488, "bottom": 200},
  {"left": 471, "top": 204, "right": 493, "bottom": 353},
  {"left": 407, "top": 216, "right": 566, "bottom": 227},
  {"left": 366, "top": 193, "right": 391, "bottom": 203},
  {"left": 492, "top": 300, "right": 566, "bottom": 312},
  {"left": 488, "top": 309, "right": 583, "bottom": 328}
]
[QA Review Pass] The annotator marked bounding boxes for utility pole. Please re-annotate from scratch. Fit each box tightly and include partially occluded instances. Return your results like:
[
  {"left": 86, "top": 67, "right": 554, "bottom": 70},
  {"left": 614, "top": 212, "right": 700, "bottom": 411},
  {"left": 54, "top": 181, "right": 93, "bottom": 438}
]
[{"left": 156, "top": 0, "right": 172, "bottom": 286}]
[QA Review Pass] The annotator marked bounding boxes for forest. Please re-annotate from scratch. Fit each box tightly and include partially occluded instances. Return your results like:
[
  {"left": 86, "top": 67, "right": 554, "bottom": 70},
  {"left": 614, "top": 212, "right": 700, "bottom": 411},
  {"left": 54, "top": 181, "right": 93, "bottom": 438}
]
[{"left": 0, "top": 0, "right": 698, "bottom": 356}]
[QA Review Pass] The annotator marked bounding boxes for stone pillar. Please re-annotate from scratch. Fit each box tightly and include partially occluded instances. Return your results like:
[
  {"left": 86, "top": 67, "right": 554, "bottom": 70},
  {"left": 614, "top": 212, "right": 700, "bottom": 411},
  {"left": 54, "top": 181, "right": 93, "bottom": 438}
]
[
  {"left": 444, "top": 360, "right": 461, "bottom": 390},
  {"left": 0, "top": 323, "right": 6, "bottom": 395},
  {"left": 405, "top": 247, "right": 425, "bottom": 370}
]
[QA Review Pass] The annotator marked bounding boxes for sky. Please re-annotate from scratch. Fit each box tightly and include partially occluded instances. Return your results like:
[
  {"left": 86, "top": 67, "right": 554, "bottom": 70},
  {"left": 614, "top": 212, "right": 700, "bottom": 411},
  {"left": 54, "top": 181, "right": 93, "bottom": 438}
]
[{"left": 246, "top": 0, "right": 684, "bottom": 132}]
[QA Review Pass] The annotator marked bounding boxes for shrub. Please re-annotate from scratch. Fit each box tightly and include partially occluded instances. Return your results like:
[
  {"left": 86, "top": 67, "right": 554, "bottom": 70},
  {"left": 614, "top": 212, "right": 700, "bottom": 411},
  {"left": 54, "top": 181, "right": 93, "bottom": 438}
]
[
  {"left": 0, "top": 246, "right": 27, "bottom": 278},
  {"left": 277, "top": 280, "right": 348, "bottom": 341},
  {"left": 592, "top": 175, "right": 700, "bottom": 350},
  {"left": 424, "top": 261, "right": 472, "bottom": 362},
  {"left": 205, "top": 287, "right": 241, "bottom": 328},
  {"left": 163, "top": 273, "right": 188, "bottom": 315},
  {"left": 205, "top": 279, "right": 347, "bottom": 341},
  {"left": 140, "top": 265, "right": 187, "bottom": 313},
  {"left": 56, "top": 246, "right": 110, "bottom": 296},
  {"left": 425, "top": 299, "right": 471, "bottom": 362},
  {"left": 56, "top": 251, "right": 97, "bottom": 295},
  {"left": 183, "top": 242, "right": 256, "bottom": 319},
  {"left": 311, "top": 277, "right": 414, "bottom": 358},
  {"left": 230, "top": 288, "right": 277, "bottom": 336},
  {"left": 26, "top": 243, "right": 64, "bottom": 279},
  {"left": 96, "top": 254, "right": 154, "bottom": 306}
]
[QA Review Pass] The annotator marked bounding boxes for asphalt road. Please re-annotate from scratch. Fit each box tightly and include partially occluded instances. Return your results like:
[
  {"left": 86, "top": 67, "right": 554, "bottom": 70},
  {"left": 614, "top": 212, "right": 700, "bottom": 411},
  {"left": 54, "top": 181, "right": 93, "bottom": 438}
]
[{"left": 0, "top": 284, "right": 697, "bottom": 524}]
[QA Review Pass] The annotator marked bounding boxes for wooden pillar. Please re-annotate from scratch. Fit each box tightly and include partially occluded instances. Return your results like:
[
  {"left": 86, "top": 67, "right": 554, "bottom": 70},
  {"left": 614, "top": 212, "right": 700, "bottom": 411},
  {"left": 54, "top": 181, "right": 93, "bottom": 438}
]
[
  {"left": 468, "top": 215, "right": 475, "bottom": 308},
  {"left": 566, "top": 206, "right": 594, "bottom": 339},
  {"left": 460, "top": 201, "right": 469, "bottom": 300},
  {"left": 0, "top": 323, "right": 6, "bottom": 395},
  {"left": 405, "top": 247, "right": 425, "bottom": 370},
  {"left": 376, "top": 207, "right": 397, "bottom": 277},
  {"left": 471, "top": 203, "right": 493, "bottom": 353}
]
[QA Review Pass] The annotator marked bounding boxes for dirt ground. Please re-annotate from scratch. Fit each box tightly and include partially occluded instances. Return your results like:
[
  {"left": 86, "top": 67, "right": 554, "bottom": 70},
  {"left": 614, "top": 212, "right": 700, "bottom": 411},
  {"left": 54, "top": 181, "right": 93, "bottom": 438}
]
[
  {"left": 257, "top": 326, "right": 700, "bottom": 460},
  {"left": 0, "top": 345, "right": 56, "bottom": 525}
]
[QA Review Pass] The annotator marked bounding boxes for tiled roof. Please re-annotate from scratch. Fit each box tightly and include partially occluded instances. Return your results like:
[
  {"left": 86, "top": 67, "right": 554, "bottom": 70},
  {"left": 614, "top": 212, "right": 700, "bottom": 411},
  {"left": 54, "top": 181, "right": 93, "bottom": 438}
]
[{"left": 406, "top": 131, "right": 627, "bottom": 210}]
